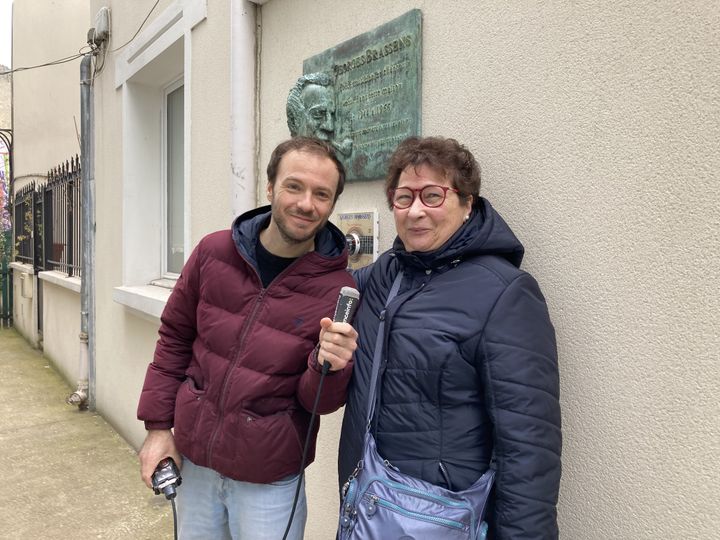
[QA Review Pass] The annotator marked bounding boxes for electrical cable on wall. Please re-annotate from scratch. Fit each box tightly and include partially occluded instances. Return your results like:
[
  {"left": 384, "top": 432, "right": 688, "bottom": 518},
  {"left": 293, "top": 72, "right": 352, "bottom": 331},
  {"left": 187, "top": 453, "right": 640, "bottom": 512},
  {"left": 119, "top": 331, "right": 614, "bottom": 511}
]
[
  {"left": 0, "top": 50, "right": 87, "bottom": 76},
  {"left": 2, "top": 0, "right": 161, "bottom": 77},
  {"left": 110, "top": 0, "right": 160, "bottom": 53}
]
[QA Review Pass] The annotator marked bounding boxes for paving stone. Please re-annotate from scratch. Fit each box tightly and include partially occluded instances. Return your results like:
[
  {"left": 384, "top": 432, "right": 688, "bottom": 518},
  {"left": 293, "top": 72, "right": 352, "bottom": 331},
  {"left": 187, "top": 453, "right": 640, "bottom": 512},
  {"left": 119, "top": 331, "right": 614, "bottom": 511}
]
[{"left": 0, "top": 328, "right": 174, "bottom": 539}]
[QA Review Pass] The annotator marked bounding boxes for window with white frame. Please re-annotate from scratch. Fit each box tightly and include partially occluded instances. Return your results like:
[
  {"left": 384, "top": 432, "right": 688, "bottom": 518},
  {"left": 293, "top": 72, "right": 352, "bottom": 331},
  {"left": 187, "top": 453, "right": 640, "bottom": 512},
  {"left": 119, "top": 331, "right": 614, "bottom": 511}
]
[
  {"left": 119, "top": 37, "right": 185, "bottom": 289},
  {"left": 112, "top": 0, "right": 206, "bottom": 319},
  {"left": 164, "top": 80, "right": 185, "bottom": 276}
]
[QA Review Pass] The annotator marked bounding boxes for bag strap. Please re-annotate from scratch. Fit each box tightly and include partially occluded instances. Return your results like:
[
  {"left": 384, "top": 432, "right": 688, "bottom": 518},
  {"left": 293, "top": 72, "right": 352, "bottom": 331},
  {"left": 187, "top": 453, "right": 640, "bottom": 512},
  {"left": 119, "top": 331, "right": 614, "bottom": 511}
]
[{"left": 365, "top": 270, "right": 404, "bottom": 428}]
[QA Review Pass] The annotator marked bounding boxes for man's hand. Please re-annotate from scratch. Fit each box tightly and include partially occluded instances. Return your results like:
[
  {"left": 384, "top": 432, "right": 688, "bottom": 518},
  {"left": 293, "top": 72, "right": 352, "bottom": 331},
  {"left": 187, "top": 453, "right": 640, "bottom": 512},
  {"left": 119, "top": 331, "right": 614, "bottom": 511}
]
[
  {"left": 318, "top": 317, "right": 358, "bottom": 371},
  {"left": 138, "top": 429, "right": 182, "bottom": 489}
]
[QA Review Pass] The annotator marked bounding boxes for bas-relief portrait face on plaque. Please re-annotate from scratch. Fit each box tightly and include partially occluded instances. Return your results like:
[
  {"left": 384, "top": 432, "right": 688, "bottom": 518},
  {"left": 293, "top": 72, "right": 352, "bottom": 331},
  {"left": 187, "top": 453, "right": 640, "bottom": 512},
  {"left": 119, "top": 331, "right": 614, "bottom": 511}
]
[
  {"left": 286, "top": 73, "right": 336, "bottom": 142},
  {"left": 288, "top": 10, "right": 422, "bottom": 181},
  {"left": 287, "top": 72, "right": 354, "bottom": 158}
]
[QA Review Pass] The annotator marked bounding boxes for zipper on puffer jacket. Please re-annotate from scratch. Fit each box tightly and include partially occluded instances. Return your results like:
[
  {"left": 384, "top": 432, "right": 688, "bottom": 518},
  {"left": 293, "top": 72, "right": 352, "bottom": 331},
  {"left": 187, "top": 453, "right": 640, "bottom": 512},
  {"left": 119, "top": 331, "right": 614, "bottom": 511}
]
[
  {"left": 204, "top": 247, "right": 317, "bottom": 467},
  {"left": 439, "top": 461, "right": 454, "bottom": 491},
  {"left": 206, "top": 288, "right": 267, "bottom": 468}
]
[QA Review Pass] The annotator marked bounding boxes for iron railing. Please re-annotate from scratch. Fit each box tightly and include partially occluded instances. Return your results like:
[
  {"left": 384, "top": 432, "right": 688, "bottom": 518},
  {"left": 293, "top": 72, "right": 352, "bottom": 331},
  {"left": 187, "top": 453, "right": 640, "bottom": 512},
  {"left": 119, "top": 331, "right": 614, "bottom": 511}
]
[
  {"left": 13, "top": 155, "right": 82, "bottom": 277},
  {"left": 13, "top": 181, "right": 35, "bottom": 266},
  {"left": 45, "top": 157, "right": 82, "bottom": 277}
]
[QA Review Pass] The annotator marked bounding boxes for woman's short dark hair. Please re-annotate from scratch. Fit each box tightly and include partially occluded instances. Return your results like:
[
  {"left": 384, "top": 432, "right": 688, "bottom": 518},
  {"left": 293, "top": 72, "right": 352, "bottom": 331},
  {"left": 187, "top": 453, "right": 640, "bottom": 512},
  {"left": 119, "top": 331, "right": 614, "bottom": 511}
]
[
  {"left": 267, "top": 137, "right": 346, "bottom": 202},
  {"left": 385, "top": 136, "right": 481, "bottom": 208}
]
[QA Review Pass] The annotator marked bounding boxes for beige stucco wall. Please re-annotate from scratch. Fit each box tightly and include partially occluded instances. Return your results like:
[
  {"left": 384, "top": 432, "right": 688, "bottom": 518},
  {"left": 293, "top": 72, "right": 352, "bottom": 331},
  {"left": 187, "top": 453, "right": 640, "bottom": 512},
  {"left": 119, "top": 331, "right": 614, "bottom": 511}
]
[
  {"left": 0, "top": 69, "right": 10, "bottom": 129},
  {"left": 10, "top": 264, "right": 37, "bottom": 345},
  {"left": 11, "top": 0, "right": 89, "bottom": 184},
  {"left": 8, "top": 0, "right": 87, "bottom": 378},
  {"left": 259, "top": 1, "right": 720, "bottom": 538},
  {"left": 39, "top": 278, "right": 81, "bottom": 385},
  {"left": 91, "top": 0, "right": 232, "bottom": 447}
]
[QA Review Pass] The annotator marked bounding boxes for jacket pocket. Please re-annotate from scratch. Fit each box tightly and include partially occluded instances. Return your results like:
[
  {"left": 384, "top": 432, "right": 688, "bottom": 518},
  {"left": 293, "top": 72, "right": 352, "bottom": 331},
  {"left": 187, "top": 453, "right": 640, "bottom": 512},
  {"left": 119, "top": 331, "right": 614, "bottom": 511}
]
[
  {"left": 173, "top": 378, "right": 206, "bottom": 442},
  {"left": 234, "top": 409, "right": 305, "bottom": 477}
]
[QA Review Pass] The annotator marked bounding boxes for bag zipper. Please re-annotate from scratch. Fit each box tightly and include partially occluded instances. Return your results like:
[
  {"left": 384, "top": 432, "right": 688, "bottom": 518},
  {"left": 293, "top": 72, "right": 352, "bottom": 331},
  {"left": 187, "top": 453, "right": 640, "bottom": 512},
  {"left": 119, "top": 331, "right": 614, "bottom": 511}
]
[
  {"left": 364, "top": 493, "right": 467, "bottom": 531},
  {"left": 370, "top": 476, "right": 473, "bottom": 510},
  {"left": 359, "top": 477, "right": 477, "bottom": 536}
]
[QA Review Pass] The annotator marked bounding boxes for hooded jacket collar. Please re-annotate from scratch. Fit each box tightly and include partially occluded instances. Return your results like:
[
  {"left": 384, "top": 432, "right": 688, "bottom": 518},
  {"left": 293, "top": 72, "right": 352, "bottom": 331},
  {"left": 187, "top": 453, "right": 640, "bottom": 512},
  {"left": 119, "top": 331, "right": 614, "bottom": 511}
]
[
  {"left": 393, "top": 197, "right": 525, "bottom": 271},
  {"left": 230, "top": 205, "right": 348, "bottom": 270}
]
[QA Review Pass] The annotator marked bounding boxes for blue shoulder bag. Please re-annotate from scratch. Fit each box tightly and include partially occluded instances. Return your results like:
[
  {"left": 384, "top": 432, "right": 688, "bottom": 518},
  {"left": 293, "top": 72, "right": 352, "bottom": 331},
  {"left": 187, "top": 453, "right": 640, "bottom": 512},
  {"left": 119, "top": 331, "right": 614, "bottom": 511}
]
[{"left": 338, "top": 272, "right": 495, "bottom": 540}]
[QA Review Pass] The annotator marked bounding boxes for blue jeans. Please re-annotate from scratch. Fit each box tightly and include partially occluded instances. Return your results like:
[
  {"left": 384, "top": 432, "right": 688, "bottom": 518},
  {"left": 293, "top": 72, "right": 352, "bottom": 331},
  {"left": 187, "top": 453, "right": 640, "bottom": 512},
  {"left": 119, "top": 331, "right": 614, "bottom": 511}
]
[{"left": 176, "top": 458, "right": 307, "bottom": 540}]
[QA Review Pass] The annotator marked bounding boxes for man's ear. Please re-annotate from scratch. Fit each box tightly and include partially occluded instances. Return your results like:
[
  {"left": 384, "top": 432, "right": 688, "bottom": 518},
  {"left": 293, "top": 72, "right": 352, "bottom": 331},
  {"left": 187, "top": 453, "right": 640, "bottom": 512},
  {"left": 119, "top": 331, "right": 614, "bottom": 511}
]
[{"left": 266, "top": 182, "right": 274, "bottom": 203}]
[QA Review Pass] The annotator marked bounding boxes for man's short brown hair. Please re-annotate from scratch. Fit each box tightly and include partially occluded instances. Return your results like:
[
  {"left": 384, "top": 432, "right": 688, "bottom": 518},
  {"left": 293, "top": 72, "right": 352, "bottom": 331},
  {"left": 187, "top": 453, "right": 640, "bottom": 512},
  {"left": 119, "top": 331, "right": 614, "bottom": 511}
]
[{"left": 267, "top": 137, "right": 346, "bottom": 202}]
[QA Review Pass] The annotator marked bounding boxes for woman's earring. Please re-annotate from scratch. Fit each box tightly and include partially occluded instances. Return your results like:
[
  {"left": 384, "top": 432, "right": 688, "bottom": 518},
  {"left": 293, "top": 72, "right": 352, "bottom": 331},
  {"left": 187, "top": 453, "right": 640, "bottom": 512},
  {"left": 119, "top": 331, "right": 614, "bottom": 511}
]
[{"left": 464, "top": 214, "right": 470, "bottom": 222}]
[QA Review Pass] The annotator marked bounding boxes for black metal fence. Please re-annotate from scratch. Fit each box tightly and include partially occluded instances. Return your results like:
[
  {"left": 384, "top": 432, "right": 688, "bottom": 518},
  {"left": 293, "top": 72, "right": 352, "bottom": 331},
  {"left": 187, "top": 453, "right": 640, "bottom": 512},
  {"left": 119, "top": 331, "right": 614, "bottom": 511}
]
[
  {"left": 13, "top": 156, "right": 82, "bottom": 277},
  {"left": 13, "top": 182, "right": 36, "bottom": 265}
]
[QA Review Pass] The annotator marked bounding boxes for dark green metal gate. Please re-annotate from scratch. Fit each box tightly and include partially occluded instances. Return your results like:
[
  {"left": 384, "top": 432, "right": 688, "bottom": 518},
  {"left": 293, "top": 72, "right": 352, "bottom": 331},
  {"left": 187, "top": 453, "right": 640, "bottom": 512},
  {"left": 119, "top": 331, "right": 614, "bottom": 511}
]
[
  {"left": 0, "top": 230, "right": 10, "bottom": 327},
  {"left": 0, "top": 128, "right": 11, "bottom": 328}
]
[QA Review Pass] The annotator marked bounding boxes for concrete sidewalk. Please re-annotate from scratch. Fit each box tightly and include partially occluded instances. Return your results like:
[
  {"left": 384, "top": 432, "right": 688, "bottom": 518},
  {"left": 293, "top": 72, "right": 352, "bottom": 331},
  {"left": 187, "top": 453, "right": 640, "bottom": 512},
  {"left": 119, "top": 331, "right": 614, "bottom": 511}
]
[{"left": 0, "top": 328, "right": 174, "bottom": 539}]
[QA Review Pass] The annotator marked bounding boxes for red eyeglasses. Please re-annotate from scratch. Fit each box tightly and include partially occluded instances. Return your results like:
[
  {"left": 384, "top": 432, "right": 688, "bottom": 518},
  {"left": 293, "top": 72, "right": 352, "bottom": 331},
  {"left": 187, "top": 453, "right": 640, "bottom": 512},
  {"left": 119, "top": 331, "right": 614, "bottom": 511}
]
[{"left": 389, "top": 185, "right": 460, "bottom": 209}]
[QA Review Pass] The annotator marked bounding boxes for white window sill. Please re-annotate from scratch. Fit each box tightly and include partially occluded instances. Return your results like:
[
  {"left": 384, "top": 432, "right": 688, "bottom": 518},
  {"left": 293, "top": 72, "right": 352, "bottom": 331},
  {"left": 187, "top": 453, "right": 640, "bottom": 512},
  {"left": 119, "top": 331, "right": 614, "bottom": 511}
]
[
  {"left": 10, "top": 262, "right": 34, "bottom": 274},
  {"left": 150, "top": 277, "right": 178, "bottom": 289},
  {"left": 112, "top": 285, "right": 174, "bottom": 323},
  {"left": 38, "top": 271, "right": 82, "bottom": 293}
]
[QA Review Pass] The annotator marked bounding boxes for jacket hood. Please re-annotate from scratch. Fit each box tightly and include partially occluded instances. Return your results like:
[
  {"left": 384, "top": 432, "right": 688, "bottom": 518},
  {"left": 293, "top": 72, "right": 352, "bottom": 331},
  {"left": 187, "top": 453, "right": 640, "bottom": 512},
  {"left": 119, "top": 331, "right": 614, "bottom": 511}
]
[
  {"left": 393, "top": 197, "right": 525, "bottom": 270},
  {"left": 231, "top": 205, "right": 349, "bottom": 267}
]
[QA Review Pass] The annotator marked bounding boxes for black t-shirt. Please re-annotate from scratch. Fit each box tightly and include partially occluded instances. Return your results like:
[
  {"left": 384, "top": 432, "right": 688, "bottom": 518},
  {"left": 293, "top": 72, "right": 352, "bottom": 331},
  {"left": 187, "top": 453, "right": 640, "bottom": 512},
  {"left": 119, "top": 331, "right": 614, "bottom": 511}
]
[{"left": 255, "top": 237, "right": 298, "bottom": 288}]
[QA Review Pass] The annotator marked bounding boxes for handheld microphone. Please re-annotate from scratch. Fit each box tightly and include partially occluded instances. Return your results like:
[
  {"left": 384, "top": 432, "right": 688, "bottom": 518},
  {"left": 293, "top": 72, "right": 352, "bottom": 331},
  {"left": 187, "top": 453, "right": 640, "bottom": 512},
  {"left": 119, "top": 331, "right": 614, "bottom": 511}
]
[
  {"left": 332, "top": 286, "right": 360, "bottom": 324},
  {"left": 323, "top": 286, "right": 360, "bottom": 374},
  {"left": 323, "top": 287, "right": 360, "bottom": 374}
]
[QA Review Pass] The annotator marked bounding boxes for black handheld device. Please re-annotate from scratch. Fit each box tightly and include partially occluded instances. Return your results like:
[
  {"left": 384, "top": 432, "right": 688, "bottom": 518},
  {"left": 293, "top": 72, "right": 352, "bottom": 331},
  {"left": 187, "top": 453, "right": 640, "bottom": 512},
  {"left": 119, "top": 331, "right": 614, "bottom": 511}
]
[
  {"left": 152, "top": 457, "right": 182, "bottom": 540},
  {"left": 151, "top": 457, "right": 182, "bottom": 500}
]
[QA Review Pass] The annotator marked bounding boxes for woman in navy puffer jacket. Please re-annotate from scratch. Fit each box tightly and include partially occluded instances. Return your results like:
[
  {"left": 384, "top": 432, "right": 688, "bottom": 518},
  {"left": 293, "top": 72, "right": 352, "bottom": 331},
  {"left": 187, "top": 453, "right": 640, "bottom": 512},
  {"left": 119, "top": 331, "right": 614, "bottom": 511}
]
[{"left": 338, "top": 137, "right": 562, "bottom": 539}]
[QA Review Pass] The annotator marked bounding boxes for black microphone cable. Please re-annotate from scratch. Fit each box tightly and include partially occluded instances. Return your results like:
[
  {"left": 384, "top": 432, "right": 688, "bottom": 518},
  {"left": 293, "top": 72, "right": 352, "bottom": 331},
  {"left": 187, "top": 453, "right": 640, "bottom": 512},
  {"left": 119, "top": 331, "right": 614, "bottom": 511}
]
[
  {"left": 281, "top": 287, "right": 360, "bottom": 540},
  {"left": 151, "top": 457, "right": 182, "bottom": 540},
  {"left": 171, "top": 498, "right": 178, "bottom": 540},
  {"left": 281, "top": 361, "right": 332, "bottom": 540}
]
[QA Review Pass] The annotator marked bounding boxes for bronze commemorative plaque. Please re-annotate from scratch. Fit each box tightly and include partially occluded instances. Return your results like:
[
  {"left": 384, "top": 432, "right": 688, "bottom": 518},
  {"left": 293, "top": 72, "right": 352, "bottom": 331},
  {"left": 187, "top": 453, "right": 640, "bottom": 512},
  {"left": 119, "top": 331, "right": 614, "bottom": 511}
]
[{"left": 297, "top": 10, "right": 422, "bottom": 181}]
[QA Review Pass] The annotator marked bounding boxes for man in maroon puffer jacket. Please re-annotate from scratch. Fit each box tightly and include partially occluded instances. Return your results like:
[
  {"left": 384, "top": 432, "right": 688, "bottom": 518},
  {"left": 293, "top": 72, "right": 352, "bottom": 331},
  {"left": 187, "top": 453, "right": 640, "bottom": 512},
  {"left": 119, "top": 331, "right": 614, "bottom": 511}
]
[{"left": 137, "top": 137, "right": 358, "bottom": 539}]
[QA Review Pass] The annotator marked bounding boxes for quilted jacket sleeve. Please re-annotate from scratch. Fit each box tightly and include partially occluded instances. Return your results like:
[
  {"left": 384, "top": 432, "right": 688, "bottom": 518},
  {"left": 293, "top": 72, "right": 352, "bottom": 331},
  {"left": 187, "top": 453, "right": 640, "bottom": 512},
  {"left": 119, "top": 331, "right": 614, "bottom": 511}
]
[
  {"left": 297, "top": 269, "right": 359, "bottom": 415},
  {"left": 481, "top": 273, "right": 562, "bottom": 539},
  {"left": 350, "top": 262, "right": 374, "bottom": 294},
  {"left": 137, "top": 244, "right": 202, "bottom": 429},
  {"left": 296, "top": 346, "right": 354, "bottom": 415}
]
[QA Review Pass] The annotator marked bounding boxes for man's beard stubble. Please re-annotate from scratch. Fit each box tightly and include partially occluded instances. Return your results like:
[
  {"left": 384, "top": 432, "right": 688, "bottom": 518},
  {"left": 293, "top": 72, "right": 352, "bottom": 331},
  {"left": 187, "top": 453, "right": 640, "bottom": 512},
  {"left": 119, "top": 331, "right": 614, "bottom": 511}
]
[{"left": 272, "top": 206, "right": 326, "bottom": 247}]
